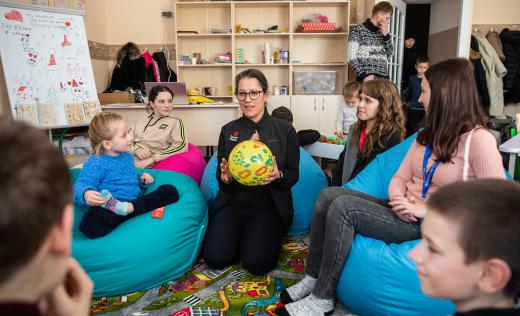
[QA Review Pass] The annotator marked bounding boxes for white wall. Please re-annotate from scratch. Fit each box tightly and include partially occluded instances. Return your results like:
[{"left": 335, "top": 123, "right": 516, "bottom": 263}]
[{"left": 429, "top": 0, "right": 460, "bottom": 34}]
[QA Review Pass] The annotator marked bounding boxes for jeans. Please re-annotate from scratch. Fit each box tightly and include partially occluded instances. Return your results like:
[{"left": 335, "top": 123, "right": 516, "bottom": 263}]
[{"left": 306, "top": 187, "right": 421, "bottom": 299}]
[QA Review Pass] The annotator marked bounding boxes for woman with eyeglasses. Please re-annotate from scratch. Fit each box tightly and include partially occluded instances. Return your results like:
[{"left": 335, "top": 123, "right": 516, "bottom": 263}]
[
  {"left": 129, "top": 85, "right": 188, "bottom": 169},
  {"left": 201, "top": 69, "right": 300, "bottom": 275}
]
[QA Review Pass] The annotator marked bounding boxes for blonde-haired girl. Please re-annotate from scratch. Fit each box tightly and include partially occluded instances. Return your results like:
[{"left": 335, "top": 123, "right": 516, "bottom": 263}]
[{"left": 74, "top": 112, "right": 179, "bottom": 238}]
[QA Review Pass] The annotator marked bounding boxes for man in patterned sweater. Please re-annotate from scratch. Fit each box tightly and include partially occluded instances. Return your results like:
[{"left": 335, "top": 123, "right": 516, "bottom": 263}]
[{"left": 348, "top": 1, "right": 393, "bottom": 82}]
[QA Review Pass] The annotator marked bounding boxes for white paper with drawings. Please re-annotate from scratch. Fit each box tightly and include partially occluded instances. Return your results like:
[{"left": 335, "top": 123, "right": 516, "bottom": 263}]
[{"left": 0, "top": 2, "right": 100, "bottom": 128}]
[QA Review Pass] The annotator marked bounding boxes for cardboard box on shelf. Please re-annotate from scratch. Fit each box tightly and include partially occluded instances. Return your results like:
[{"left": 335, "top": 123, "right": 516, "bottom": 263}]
[{"left": 97, "top": 93, "right": 135, "bottom": 105}]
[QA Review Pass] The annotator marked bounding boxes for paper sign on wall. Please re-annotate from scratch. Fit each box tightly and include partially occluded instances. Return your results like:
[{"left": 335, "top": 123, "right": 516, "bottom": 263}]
[{"left": 0, "top": 2, "right": 100, "bottom": 128}]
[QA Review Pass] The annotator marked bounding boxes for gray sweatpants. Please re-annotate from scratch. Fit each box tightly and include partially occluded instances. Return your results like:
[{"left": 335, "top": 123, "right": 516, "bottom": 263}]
[{"left": 306, "top": 187, "right": 421, "bottom": 299}]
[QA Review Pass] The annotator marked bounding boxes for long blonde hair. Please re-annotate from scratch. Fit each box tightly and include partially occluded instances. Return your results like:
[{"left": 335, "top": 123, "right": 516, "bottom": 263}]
[{"left": 88, "top": 112, "right": 124, "bottom": 154}]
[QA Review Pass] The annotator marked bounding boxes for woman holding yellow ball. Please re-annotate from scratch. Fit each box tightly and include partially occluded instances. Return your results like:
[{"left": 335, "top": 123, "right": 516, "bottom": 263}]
[{"left": 202, "top": 69, "right": 300, "bottom": 275}]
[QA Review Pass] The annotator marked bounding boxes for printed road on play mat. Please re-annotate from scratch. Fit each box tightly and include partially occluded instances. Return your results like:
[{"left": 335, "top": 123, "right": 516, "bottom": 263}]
[{"left": 90, "top": 234, "right": 351, "bottom": 316}]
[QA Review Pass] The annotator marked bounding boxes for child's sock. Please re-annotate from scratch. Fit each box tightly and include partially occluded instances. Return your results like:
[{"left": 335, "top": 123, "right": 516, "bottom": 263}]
[
  {"left": 277, "top": 294, "right": 334, "bottom": 316},
  {"left": 280, "top": 275, "right": 317, "bottom": 304},
  {"left": 99, "top": 190, "right": 130, "bottom": 216}
]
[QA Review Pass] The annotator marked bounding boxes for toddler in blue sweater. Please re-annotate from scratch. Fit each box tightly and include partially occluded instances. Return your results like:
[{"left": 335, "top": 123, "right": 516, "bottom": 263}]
[{"left": 74, "top": 112, "right": 179, "bottom": 238}]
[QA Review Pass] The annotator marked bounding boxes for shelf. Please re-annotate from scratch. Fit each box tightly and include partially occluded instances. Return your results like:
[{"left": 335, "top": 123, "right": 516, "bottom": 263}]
[
  {"left": 178, "top": 33, "right": 232, "bottom": 37},
  {"left": 235, "top": 33, "right": 290, "bottom": 37},
  {"left": 292, "top": 63, "right": 347, "bottom": 66},
  {"left": 235, "top": 63, "right": 290, "bottom": 67},
  {"left": 293, "top": 32, "right": 348, "bottom": 37},
  {"left": 178, "top": 64, "right": 232, "bottom": 67},
  {"left": 101, "top": 103, "right": 239, "bottom": 109},
  {"left": 177, "top": 1, "right": 232, "bottom": 5}
]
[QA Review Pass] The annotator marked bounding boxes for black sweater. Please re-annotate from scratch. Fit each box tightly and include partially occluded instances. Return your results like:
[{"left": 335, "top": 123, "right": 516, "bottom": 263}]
[
  {"left": 212, "top": 111, "right": 300, "bottom": 232},
  {"left": 332, "top": 128, "right": 402, "bottom": 186}
]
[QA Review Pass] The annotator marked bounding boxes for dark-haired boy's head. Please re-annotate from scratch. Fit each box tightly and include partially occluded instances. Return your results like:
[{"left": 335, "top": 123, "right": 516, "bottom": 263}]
[
  {"left": 415, "top": 55, "right": 430, "bottom": 77},
  {"left": 410, "top": 179, "right": 520, "bottom": 311},
  {"left": 272, "top": 106, "right": 293, "bottom": 123},
  {"left": 0, "top": 119, "right": 73, "bottom": 294}
]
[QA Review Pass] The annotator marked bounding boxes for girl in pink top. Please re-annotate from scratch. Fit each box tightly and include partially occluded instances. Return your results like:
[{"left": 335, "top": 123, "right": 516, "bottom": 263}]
[{"left": 277, "top": 59, "right": 505, "bottom": 316}]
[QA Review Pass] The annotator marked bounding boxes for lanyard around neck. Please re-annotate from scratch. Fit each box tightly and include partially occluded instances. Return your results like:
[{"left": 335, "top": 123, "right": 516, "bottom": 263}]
[{"left": 422, "top": 145, "right": 440, "bottom": 200}]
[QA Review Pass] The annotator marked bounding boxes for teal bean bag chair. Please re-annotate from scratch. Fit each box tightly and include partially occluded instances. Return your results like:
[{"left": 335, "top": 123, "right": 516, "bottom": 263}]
[
  {"left": 71, "top": 168, "right": 208, "bottom": 297},
  {"left": 200, "top": 147, "right": 328, "bottom": 236}
]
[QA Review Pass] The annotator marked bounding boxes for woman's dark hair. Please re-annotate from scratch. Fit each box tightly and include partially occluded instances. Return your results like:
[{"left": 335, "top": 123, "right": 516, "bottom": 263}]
[
  {"left": 417, "top": 58, "right": 486, "bottom": 163},
  {"left": 234, "top": 69, "right": 269, "bottom": 93},
  {"left": 147, "top": 85, "right": 174, "bottom": 112},
  {"left": 116, "top": 42, "right": 141, "bottom": 67},
  {"left": 352, "top": 80, "right": 406, "bottom": 158}
]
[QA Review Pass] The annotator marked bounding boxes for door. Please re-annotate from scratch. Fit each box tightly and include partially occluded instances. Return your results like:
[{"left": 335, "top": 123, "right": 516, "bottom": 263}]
[
  {"left": 382, "top": 0, "right": 407, "bottom": 90},
  {"left": 291, "top": 95, "right": 320, "bottom": 132},
  {"left": 318, "top": 95, "right": 344, "bottom": 134}
]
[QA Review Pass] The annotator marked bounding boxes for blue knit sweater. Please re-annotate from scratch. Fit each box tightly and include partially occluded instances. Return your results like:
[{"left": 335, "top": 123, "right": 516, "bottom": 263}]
[{"left": 73, "top": 152, "right": 141, "bottom": 206}]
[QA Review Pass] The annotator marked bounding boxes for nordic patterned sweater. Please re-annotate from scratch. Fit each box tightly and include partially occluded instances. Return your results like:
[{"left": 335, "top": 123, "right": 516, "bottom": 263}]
[
  {"left": 348, "top": 19, "right": 393, "bottom": 82},
  {"left": 73, "top": 152, "right": 141, "bottom": 206}
]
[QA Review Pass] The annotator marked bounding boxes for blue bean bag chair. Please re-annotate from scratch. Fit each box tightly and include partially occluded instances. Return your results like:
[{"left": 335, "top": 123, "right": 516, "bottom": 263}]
[
  {"left": 200, "top": 147, "right": 328, "bottom": 236},
  {"left": 337, "top": 134, "right": 456, "bottom": 316},
  {"left": 71, "top": 168, "right": 208, "bottom": 297},
  {"left": 337, "top": 133, "right": 512, "bottom": 315}
]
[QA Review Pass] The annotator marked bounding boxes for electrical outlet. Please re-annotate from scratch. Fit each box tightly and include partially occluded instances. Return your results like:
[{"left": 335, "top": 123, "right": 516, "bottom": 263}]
[{"left": 161, "top": 11, "right": 173, "bottom": 18}]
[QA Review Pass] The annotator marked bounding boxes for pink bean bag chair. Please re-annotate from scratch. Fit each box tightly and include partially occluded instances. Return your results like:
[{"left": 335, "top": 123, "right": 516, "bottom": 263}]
[{"left": 152, "top": 143, "right": 206, "bottom": 184}]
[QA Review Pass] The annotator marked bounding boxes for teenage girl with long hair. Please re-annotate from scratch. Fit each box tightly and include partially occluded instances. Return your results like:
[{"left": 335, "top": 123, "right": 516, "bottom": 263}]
[{"left": 278, "top": 58, "right": 506, "bottom": 316}]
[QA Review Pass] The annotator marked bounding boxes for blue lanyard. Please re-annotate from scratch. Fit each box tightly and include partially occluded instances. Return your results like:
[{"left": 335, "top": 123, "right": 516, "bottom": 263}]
[{"left": 422, "top": 146, "right": 440, "bottom": 200}]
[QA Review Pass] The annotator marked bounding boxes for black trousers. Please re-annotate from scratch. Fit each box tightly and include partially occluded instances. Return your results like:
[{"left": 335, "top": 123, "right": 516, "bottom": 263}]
[
  {"left": 406, "top": 107, "right": 425, "bottom": 137},
  {"left": 79, "top": 184, "right": 179, "bottom": 239},
  {"left": 202, "top": 204, "right": 284, "bottom": 275}
]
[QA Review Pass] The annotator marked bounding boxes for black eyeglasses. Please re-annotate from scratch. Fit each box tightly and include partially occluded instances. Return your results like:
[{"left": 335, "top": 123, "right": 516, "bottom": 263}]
[{"left": 235, "top": 90, "right": 264, "bottom": 101}]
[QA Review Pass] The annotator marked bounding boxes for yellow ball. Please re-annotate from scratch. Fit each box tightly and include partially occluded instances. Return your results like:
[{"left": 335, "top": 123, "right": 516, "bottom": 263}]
[{"left": 228, "top": 140, "right": 274, "bottom": 186}]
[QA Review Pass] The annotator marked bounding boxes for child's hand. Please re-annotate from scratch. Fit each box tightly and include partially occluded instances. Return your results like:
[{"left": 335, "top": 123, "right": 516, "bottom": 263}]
[
  {"left": 135, "top": 148, "right": 153, "bottom": 160},
  {"left": 389, "top": 196, "right": 426, "bottom": 222},
  {"left": 84, "top": 190, "right": 106, "bottom": 206},
  {"left": 335, "top": 131, "right": 345, "bottom": 139},
  {"left": 220, "top": 158, "right": 232, "bottom": 184},
  {"left": 140, "top": 173, "right": 154, "bottom": 184}
]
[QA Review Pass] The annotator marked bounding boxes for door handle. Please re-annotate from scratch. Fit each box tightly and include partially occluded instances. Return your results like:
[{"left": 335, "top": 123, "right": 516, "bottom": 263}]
[
  {"left": 314, "top": 98, "right": 317, "bottom": 111},
  {"left": 322, "top": 97, "right": 324, "bottom": 111}
]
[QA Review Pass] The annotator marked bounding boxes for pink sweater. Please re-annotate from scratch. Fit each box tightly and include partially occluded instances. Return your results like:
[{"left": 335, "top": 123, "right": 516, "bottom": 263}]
[{"left": 389, "top": 128, "right": 505, "bottom": 202}]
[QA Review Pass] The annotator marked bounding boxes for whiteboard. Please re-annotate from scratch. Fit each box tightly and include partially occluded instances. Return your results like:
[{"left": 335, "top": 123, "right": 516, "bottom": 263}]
[{"left": 0, "top": 1, "right": 100, "bottom": 128}]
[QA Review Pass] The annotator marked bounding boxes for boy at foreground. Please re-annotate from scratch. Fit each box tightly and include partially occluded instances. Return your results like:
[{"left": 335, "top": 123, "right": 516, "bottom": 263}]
[
  {"left": 409, "top": 179, "right": 520, "bottom": 315},
  {"left": 0, "top": 119, "right": 92, "bottom": 316}
]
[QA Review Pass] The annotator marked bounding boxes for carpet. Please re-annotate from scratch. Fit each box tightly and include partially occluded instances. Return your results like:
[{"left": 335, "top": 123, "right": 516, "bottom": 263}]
[{"left": 90, "top": 234, "right": 312, "bottom": 316}]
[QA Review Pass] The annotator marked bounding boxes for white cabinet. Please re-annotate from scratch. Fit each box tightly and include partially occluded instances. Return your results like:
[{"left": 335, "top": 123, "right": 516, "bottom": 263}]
[
  {"left": 292, "top": 95, "right": 344, "bottom": 134},
  {"left": 267, "top": 95, "right": 291, "bottom": 113}
]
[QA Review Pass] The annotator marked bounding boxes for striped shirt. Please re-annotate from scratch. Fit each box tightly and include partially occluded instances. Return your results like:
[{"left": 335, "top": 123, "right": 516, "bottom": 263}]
[{"left": 130, "top": 112, "right": 188, "bottom": 163}]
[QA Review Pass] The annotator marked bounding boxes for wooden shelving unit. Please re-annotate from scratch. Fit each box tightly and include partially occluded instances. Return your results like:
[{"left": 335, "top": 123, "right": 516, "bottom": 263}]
[{"left": 174, "top": 0, "right": 350, "bottom": 134}]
